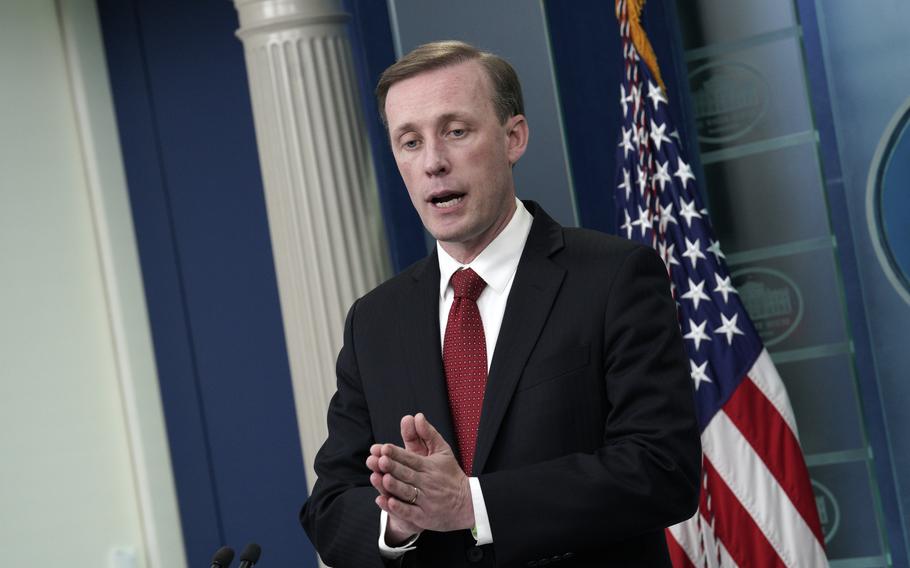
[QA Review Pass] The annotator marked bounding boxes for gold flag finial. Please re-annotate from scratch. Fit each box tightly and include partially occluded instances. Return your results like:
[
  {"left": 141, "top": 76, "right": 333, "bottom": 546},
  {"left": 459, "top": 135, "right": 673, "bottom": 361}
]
[{"left": 618, "top": 0, "right": 667, "bottom": 92}]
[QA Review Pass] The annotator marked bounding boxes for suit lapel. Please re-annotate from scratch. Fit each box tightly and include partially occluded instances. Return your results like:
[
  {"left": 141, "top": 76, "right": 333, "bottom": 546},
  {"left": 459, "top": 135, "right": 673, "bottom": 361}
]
[
  {"left": 473, "top": 203, "right": 566, "bottom": 474},
  {"left": 402, "top": 252, "right": 457, "bottom": 449}
]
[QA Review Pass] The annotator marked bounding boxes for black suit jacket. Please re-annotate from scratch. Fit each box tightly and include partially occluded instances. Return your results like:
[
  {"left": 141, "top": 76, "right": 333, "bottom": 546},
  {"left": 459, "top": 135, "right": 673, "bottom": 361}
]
[{"left": 301, "top": 202, "right": 701, "bottom": 567}]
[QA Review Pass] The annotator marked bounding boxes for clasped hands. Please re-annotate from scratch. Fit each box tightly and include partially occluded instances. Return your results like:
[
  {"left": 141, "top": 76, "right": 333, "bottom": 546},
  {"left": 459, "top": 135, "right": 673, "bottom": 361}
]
[{"left": 366, "top": 413, "right": 475, "bottom": 546}]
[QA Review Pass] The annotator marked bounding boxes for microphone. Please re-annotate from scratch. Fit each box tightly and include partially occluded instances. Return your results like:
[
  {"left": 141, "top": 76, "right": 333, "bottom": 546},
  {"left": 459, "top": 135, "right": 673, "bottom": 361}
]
[
  {"left": 210, "top": 546, "right": 234, "bottom": 568},
  {"left": 238, "top": 543, "right": 261, "bottom": 568}
]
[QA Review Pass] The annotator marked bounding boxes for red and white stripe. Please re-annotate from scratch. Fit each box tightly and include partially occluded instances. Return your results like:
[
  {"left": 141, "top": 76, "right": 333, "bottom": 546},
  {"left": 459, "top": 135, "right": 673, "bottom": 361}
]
[{"left": 668, "top": 350, "right": 828, "bottom": 567}]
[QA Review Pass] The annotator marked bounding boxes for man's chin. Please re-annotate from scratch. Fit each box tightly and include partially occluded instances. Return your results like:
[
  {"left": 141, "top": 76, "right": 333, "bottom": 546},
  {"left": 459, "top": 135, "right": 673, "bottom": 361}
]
[
  {"left": 429, "top": 230, "right": 465, "bottom": 245},
  {"left": 424, "top": 219, "right": 469, "bottom": 244}
]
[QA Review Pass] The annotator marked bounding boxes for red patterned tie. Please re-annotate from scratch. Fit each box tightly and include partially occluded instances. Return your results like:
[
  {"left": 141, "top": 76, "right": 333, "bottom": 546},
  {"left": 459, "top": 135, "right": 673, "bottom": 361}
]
[{"left": 443, "top": 268, "right": 488, "bottom": 475}]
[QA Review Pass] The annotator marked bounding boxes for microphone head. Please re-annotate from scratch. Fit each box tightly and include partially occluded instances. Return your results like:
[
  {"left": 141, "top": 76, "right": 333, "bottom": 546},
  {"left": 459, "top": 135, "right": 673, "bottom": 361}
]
[
  {"left": 212, "top": 546, "right": 235, "bottom": 567},
  {"left": 239, "top": 542, "right": 261, "bottom": 565}
]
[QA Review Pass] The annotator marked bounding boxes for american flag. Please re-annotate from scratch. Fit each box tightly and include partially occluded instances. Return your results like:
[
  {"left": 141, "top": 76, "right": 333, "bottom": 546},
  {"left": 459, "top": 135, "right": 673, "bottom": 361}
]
[{"left": 613, "top": 1, "right": 828, "bottom": 565}]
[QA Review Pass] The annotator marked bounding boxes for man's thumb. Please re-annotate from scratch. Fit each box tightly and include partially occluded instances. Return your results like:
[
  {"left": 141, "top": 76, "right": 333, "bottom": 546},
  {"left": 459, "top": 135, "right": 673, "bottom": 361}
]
[
  {"left": 415, "top": 413, "right": 446, "bottom": 451},
  {"left": 401, "top": 414, "right": 429, "bottom": 456}
]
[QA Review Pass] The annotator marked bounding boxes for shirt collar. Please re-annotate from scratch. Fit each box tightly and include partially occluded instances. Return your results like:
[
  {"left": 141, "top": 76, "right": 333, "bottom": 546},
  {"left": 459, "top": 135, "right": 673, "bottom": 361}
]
[{"left": 437, "top": 198, "right": 533, "bottom": 299}]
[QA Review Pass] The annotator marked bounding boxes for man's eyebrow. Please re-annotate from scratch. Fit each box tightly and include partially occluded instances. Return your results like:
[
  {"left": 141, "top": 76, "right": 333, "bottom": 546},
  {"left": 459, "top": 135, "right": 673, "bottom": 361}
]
[
  {"left": 391, "top": 122, "right": 417, "bottom": 140},
  {"left": 438, "top": 112, "right": 472, "bottom": 125}
]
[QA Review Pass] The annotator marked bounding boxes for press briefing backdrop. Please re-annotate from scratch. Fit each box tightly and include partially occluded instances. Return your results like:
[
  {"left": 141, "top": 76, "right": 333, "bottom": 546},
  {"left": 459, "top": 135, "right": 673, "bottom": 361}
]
[{"left": 93, "top": 0, "right": 909, "bottom": 566}]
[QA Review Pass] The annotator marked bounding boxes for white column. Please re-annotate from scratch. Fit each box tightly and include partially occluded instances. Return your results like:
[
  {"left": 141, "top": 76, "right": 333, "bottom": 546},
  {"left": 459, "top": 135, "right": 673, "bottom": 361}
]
[{"left": 234, "top": 0, "right": 391, "bottom": 493}]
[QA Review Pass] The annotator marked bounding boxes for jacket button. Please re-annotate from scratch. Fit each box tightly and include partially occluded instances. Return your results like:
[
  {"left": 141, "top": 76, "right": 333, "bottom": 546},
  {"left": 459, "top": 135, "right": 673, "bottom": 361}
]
[{"left": 467, "top": 546, "right": 484, "bottom": 563}]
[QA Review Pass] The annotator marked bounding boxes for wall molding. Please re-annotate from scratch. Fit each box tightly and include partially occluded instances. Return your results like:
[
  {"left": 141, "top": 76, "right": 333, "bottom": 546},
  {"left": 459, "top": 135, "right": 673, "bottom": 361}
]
[{"left": 57, "top": 1, "right": 186, "bottom": 566}]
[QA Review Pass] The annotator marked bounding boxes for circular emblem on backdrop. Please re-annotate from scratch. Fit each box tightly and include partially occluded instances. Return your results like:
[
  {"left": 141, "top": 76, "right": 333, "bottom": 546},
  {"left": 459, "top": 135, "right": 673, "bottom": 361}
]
[
  {"left": 867, "top": 96, "right": 910, "bottom": 306},
  {"left": 688, "top": 61, "right": 769, "bottom": 144},
  {"left": 731, "top": 267, "right": 803, "bottom": 347},
  {"left": 811, "top": 479, "right": 841, "bottom": 544}
]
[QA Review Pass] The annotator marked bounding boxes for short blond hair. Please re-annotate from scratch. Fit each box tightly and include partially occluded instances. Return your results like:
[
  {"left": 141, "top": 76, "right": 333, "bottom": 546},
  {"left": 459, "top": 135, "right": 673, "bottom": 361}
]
[{"left": 375, "top": 40, "right": 524, "bottom": 126}]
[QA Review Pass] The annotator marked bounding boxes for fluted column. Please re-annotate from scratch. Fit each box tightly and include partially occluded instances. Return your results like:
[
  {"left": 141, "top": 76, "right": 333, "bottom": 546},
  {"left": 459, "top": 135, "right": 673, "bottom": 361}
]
[{"left": 234, "top": 0, "right": 391, "bottom": 493}]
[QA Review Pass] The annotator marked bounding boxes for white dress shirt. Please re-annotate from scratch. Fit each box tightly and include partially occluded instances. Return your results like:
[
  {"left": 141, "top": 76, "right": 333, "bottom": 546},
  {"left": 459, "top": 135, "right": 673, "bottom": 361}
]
[{"left": 379, "top": 198, "right": 533, "bottom": 557}]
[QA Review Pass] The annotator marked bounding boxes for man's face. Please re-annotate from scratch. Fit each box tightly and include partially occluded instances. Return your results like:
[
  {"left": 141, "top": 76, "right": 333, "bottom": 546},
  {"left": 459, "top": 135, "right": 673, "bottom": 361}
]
[{"left": 384, "top": 60, "right": 528, "bottom": 261}]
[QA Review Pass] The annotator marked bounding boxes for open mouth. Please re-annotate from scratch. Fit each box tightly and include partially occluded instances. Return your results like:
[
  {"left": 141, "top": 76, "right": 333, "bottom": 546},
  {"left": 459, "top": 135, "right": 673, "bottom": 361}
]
[{"left": 430, "top": 193, "right": 465, "bottom": 209}]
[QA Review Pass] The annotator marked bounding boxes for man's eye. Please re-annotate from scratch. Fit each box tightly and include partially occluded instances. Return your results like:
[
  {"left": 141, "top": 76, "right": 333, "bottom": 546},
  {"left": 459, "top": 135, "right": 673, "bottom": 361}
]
[
  {"left": 402, "top": 139, "right": 420, "bottom": 150},
  {"left": 450, "top": 129, "right": 466, "bottom": 137}
]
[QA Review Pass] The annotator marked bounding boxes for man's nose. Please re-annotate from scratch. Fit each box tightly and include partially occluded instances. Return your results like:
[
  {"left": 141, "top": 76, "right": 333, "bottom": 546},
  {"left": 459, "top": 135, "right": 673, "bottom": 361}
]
[{"left": 423, "top": 140, "right": 449, "bottom": 176}]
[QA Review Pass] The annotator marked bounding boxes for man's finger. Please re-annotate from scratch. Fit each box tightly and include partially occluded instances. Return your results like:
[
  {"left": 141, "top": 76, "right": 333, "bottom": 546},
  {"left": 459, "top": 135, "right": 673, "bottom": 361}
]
[
  {"left": 380, "top": 443, "right": 425, "bottom": 470},
  {"left": 375, "top": 494, "right": 392, "bottom": 514},
  {"left": 378, "top": 454, "right": 419, "bottom": 483},
  {"left": 415, "top": 412, "right": 448, "bottom": 453},
  {"left": 382, "top": 473, "right": 421, "bottom": 504},
  {"left": 370, "top": 472, "right": 390, "bottom": 497},
  {"left": 376, "top": 495, "right": 422, "bottom": 525},
  {"left": 400, "top": 415, "right": 428, "bottom": 456},
  {"left": 386, "top": 496, "right": 424, "bottom": 526},
  {"left": 366, "top": 454, "right": 382, "bottom": 474},
  {"left": 375, "top": 497, "right": 423, "bottom": 538}
]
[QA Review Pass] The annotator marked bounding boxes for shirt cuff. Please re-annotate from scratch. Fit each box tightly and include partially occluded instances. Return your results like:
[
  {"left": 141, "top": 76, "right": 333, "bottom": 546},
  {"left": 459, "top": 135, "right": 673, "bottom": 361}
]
[
  {"left": 378, "top": 509, "right": 420, "bottom": 559},
  {"left": 469, "top": 477, "right": 494, "bottom": 545}
]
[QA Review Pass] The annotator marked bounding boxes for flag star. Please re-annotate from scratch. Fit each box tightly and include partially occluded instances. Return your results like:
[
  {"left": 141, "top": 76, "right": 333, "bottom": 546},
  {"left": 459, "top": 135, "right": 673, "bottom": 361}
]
[
  {"left": 682, "top": 237, "right": 707, "bottom": 268},
  {"left": 681, "top": 278, "right": 710, "bottom": 310},
  {"left": 715, "top": 312, "right": 745, "bottom": 344},
  {"left": 620, "top": 209, "right": 633, "bottom": 239},
  {"left": 654, "top": 160, "right": 672, "bottom": 191},
  {"left": 679, "top": 197, "right": 703, "bottom": 227},
  {"left": 689, "top": 359, "right": 712, "bottom": 391},
  {"left": 658, "top": 202, "right": 679, "bottom": 233},
  {"left": 650, "top": 121, "right": 671, "bottom": 151},
  {"left": 670, "top": 129, "right": 681, "bottom": 143},
  {"left": 707, "top": 239, "right": 726, "bottom": 262},
  {"left": 647, "top": 81, "right": 668, "bottom": 110},
  {"left": 618, "top": 168, "right": 631, "bottom": 200},
  {"left": 636, "top": 165, "right": 648, "bottom": 195},
  {"left": 713, "top": 274, "right": 738, "bottom": 303},
  {"left": 658, "top": 241, "right": 681, "bottom": 271},
  {"left": 683, "top": 318, "right": 712, "bottom": 351},
  {"left": 619, "top": 127, "right": 634, "bottom": 158},
  {"left": 674, "top": 157, "right": 696, "bottom": 187},
  {"left": 631, "top": 206, "right": 651, "bottom": 237}
]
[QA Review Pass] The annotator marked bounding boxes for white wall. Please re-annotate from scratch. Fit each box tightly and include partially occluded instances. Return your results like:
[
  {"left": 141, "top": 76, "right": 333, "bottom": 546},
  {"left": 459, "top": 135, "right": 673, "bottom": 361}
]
[{"left": 0, "top": 1, "right": 183, "bottom": 566}]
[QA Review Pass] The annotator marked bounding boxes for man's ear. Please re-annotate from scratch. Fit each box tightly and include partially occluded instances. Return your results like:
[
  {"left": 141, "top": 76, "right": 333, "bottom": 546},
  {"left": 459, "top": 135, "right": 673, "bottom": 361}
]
[{"left": 505, "top": 114, "right": 529, "bottom": 165}]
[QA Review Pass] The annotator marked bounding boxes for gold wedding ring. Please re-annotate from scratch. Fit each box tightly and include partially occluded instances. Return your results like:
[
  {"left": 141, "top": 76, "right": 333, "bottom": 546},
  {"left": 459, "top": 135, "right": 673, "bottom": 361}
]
[{"left": 408, "top": 485, "right": 420, "bottom": 505}]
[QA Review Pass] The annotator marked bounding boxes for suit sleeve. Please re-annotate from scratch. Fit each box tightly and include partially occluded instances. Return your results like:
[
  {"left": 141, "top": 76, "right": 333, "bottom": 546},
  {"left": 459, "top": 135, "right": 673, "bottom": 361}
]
[
  {"left": 299, "top": 300, "right": 391, "bottom": 568},
  {"left": 478, "top": 245, "right": 701, "bottom": 565}
]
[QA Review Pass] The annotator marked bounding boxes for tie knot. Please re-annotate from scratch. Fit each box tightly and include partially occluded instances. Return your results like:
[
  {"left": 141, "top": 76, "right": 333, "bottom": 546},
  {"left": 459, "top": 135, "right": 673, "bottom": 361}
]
[{"left": 450, "top": 268, "right": 486, "bottom": 302}]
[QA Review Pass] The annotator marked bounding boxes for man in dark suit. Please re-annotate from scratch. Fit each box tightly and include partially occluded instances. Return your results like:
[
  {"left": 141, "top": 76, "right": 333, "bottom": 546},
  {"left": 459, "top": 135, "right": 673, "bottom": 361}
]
[{"left": 300, "top": 41, "right": 700, "bottom": 567}]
